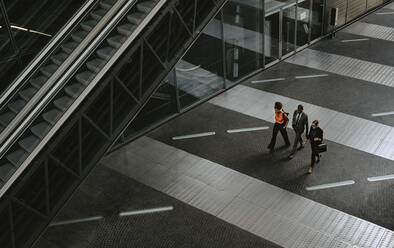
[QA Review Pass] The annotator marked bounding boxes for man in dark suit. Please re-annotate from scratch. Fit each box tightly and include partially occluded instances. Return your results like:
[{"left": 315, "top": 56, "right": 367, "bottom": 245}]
[{"left": 288, "top": 104, "right": 308, "bottom": 159}]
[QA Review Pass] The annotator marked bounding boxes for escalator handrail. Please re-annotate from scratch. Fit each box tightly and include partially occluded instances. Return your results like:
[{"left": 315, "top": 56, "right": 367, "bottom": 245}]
[
  {"left": 0, "top": 0, "right": 168, "bottom": 198},
  {"left": 0, "top": 0, "right": 96, "bottom": 109},
  {"left": 0, "top": 0, "right": 129, "bottom": 146}
]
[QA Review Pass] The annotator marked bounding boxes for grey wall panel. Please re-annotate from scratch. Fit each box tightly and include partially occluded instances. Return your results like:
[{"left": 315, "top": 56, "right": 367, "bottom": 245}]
[
  {"left": 326, "top": 0, "right": 347, "bottom": 30},
  {"left": 367, "top": 0, "right": 384, "bottom": 10},
  {"left": 347, "top": 0, "right": 367, "bottom": 21}
]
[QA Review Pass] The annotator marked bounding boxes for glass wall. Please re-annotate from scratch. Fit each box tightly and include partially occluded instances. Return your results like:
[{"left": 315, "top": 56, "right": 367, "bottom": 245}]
[
  {"left": 0, "top": 0, "right": 86, "bottom": 95},
  {"left": 282, "top": 5, "right": 297, "bottom": 56},
  {"left": 114, "top": 0, "right": 350, "bottom": 147},
  {"left": 177, "top": 13, "right": 225, "bottom": 108},
  {"left": 264, "top": 12, "right": 280, "bottom": 64},
  {"left": 296, "top": 0, "right": 311, "bottom": 47},
  {"left": 222, "top": 0, "right": 264, "bottom": 86},
  {"left": 311, "top": 0, "right": 325, "bottom": 40}
]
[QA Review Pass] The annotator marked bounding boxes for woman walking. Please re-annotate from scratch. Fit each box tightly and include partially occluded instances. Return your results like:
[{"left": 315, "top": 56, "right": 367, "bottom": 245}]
[{"left": 308, "top": 120, "right": 323, "bottom": 174}]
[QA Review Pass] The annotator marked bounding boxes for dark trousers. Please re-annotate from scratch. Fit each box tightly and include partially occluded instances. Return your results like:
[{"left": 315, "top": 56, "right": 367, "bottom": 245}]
[
  {"left": 268, "top": 123, "right": 290, "bottom": 151},
  {"left": 310, "top": 144, "right": 319, "bottom": 168},
  {"left": 290, "top": 128, "right": 304, "bottom": 154}
]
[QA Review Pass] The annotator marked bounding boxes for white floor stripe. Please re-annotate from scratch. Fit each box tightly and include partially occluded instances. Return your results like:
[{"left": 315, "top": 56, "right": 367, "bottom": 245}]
[
  {"left": 367, "top": 174, "right": 394, "bottom": 182},
  {"left": 295, "top": 74, "right": 329, "bottom": 79},
  {"left": 119, "top": 206, "right": 174, "bottom": 216},
  {"left": 286, "top": 49, "right": 394, "bottom": 87},
  {"left": 172, "top": 132, "right": 215, "bottom": 140},
  {"left": 49, "top": 216, "right": 103, "bottom": 227},
  {"left": 341, "top": 38, "right": 370, "bottom": 42},
  {"left": 372, "top": 111, "right": 394, "bottom": 117},
  {"left": 375, "top": 11, "right": 394, "bottom": 15},
  {"left": 227, "top": 126, "right": 269, "bottom": 133},
  {"left": 102, "top": 136, "right": 393, "bottom": 248},
  {"left": 306, "top": 180, "right": 355, "bottom": 191},
  {"left": 343, "top": 22, "right": 394, "bottom": 42},
  {"left": 209, "top": 84, "right": 394, "bottom": 160},
  {"left": 251, "top": 78, "right": 285, "bottom": 83}
]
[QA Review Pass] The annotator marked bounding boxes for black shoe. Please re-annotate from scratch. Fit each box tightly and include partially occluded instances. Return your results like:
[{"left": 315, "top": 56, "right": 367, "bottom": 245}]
[{"left": 288, "top": 154, "right": 294, "bottom": 160}]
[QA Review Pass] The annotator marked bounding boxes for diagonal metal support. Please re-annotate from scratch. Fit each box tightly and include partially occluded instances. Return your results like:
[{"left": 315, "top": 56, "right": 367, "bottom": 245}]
[{"left": 113, "top": 76, "right": 140, "bottom": 104}]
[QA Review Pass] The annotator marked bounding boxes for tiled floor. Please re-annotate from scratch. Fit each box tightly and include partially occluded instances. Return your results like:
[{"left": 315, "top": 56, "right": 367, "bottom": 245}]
[{"left": 35, "top": 2, "right": 394, "bottom": 248}]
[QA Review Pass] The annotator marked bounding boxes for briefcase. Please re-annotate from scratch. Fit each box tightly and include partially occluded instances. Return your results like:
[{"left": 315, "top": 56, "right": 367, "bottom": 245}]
[{"left": 317, "top": 143, "right": 327, "bottom": 153}]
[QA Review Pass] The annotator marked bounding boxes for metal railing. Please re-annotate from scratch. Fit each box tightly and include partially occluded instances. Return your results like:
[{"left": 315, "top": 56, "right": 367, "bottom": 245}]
[{"left": 0, "top": 0, "right": 96, "bottom": 109}]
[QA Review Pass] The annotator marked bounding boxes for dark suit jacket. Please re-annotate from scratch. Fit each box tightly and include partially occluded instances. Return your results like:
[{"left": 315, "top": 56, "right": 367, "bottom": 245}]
[
  {"left": 309, "top": 127, "right": 323, "bottom": 151},
  {"left": 292, "top": 111, "right": 308, "bottom": 135}
]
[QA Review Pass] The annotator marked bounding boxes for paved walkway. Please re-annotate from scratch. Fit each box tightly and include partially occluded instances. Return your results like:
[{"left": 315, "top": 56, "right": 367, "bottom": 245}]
[{"left": 35, "top": 2, "right": 394, "bottom": 247}]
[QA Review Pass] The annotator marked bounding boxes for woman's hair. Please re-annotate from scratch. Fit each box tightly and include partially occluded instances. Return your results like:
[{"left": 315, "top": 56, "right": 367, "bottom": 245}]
[
  {"left": 312, "top": 120, "right": 319, "bottom": 126},
  {"left": 274, "top": 102, "right": 282, "bottom": 110}
]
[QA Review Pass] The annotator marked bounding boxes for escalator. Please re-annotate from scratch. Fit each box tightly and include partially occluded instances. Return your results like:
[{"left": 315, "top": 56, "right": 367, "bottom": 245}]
[
  {"left": 0, "top": 0, "right": 128, "bottom": 142},
  {"left": 0, "top": 0, "right": 227, "bottom": 247}
]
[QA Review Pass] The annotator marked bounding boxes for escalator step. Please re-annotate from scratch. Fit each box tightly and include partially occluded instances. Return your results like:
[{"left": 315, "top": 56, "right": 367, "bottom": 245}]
[
  {"left": 117, "top": 23, "right": 136, "bottom": 36},
  {"left": 91, "top": 9, "right": 106, "bottom": 20},
  {"left": 100, "top": 0, "right": 116, "bottom": 10},
  {"left": 0, "top": 163, "right": 16, "bottom": 182},
  {"left": 42, "top": 109, "right": 63, "bottom": 125},
  {"left": 61, "top": 41, "right": 79, "bottom": 54},
  {"left": 18, "top": 135, "right": 40, "bottom": 153},
  {"left": 0, "top": 112, "right": 16, "bottom": 126},
  {"left": 30, "top": 76, "right": 48, "bottom": 89},
  {"left": 127, "top": 12, "right": 145, "bottom": 25},
  {"left": 54, "top": 96, "right": 74, "bottom": 111},
  {"left": 137, "top": 0, "right": 157, "bottom": 13},
  {"left": 76, "top": 71, "right": 96, "bottom": 86},
  {"left": 8, "top": 99, "right": 26, "bottom": 114},
  {"left": 31, "top": 122, "right": 52, "bottom": 139},
  {"left": 65, "top": 83, "right": 85, "bottom": 98},
  {"left": 71, "top": 30, "right": 89, "bottom": 43},
  {"left": 86, "top": 58, "right": 107, "bottom": 73},
  {"left": 97, "top": 47, "right": 116, "bottom": 60},
  {"left": 40, "top": 64, "right": 59, "bottom": 78},
  {"left": 51, "top": 52, "right": 68, "bottom": 66},
  {"left": 19, "top": 87, "right": 38, "bottom": 101},
  {"left": 107, "top": 35, "right": 127, "bottom": 49},
  {"left": 81, "top": 19, "right": 98, "bottom": 32},
  {"left": 6, "top": 149, "right": 28, "bottom": 167}
]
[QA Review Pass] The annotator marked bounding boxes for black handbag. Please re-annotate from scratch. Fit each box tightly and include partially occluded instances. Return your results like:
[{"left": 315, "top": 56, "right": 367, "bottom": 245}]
[{"left": 317, "top": 143, "right": 327, "bottom": 153}]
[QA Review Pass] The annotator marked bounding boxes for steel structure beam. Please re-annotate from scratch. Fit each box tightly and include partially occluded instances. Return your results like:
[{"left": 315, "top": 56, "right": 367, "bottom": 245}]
[{"left": 0, "top": 1, "right": 227, "bottom": 248}]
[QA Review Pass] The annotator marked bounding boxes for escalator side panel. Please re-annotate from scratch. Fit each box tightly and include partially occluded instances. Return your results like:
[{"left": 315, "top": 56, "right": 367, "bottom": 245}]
[{"left": 0, "top": 1, "right": 227, "bottom": 248}]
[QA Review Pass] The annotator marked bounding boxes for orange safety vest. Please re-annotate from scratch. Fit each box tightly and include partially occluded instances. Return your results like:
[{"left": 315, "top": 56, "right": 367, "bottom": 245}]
[{"left": 275, "top": 111, "right": 287, "bottom": 124}]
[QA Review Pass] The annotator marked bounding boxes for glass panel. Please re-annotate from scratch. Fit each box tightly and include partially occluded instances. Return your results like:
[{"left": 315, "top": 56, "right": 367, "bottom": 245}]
[
  {"left": 282, "top": 5, "right": 296, "bottom": 56},
  {"left": 223, "top": 0, "right": 264, "bottom": 86},
  {"left": 264, "top": 12, "right": 280, "bottom": 65},
  {"left": 265, "top": 0, "right": 293, "bottom": 13},
  {"left": 296, "top": 0, "right": 311, "bottom": 48},
  {"left": 123, "top": 75, "right": 178, "bottom": 138},
  {"left": 310, "top": 0, "right": 324, "bottom": 40},
  {"left": 0, "top": 8, "right": 14, "bottom": 58},
  {"left": 0, "top": 0, "right": 86, "bottom": 96},
  {"left": 0, "top": 6, "right": 18, "bottom": 94},
  {"left": 0, "top": 204, "right": 13, "bottom": 248},
  {"left": 177, "top": 13, "right": 225, "bottom": 109}
]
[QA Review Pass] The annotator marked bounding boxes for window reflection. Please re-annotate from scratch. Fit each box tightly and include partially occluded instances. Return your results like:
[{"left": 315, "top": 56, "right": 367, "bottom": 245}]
[
  {"left": 223, "top": 0, "right": 264, "bottom": 85},
  {"left": 265, "top": 12, "right": 280, "bottom": 64},
  {"left": 177, "top": 13, "right": 225, "bottom": 108},
  {"left": 122, "top": 76, "right": 178, "bottom": 138},
  {"left": 296, "top": 0, "right": 311, "bottom": 47},
  {"left": 0, "top": 0, "right": 86, "bottom": 96}
]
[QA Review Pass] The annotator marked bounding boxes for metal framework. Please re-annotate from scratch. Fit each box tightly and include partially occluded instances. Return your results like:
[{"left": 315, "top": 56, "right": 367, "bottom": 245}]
[{"left": 0, "top": 0, "right": 227, "bottom": 247}]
